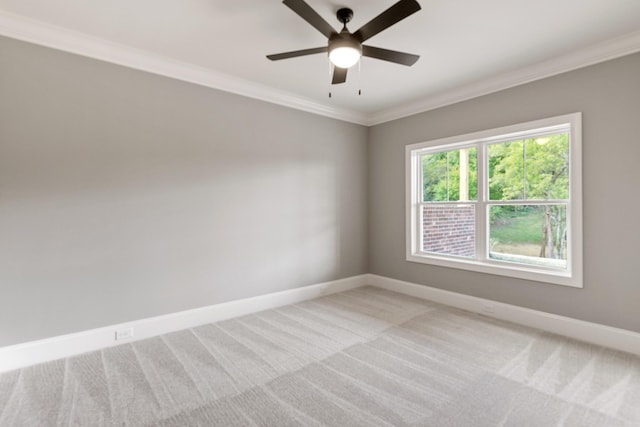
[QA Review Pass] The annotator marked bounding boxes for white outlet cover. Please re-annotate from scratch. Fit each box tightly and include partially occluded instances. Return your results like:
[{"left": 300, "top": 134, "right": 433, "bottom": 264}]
[{"left": 115, "top": 328, "right": 134, "bottom": 341}]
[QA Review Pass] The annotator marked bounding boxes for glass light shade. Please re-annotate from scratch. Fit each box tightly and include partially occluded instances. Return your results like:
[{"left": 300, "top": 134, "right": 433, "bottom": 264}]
[{"left": 329, "top": 46, "right": 361, "bottom": 68}]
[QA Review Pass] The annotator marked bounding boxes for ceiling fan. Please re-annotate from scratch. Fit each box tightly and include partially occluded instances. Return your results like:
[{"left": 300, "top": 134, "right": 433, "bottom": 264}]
[{"left": 267, "top": 0, "right": 421, "bottom": 85}]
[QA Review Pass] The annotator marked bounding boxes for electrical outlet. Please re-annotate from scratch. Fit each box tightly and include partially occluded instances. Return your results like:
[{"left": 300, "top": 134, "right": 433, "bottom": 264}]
[{"left": 115, "top": 327, "right": 134, "bottom": 341}]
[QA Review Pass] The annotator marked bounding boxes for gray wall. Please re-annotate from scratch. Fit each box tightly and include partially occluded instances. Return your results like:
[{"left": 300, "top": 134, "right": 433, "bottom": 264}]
[
  {"left": 0, "top": 36, "right": 368, "bottom": 347},
  {"left": 2, "top": 35, "right": 639, "bottom": 348},
  {"left": 369, "top": 52, "right": 640, "bottom": 333}
]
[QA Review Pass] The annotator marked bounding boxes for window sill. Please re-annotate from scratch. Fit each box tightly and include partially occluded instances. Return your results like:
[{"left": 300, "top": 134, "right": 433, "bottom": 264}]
[{"left": 406, "top": 252, "right": 582, "bottom": 288}]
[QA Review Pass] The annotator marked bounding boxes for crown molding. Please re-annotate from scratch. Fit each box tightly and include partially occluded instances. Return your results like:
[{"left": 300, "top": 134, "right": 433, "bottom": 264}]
[
  {"left": 368, "top": 30, "right": 640, "bottom": 125},
  {"left": 2, "top": 10, "right": 639, "bottom": 127},
  {"left": 0, "top": 10, "right": 369, "bottom": 126}
]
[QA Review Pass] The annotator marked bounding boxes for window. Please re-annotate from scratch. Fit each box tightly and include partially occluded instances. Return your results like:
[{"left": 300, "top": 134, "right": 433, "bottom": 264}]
[{"left": 406, "top": 113, "right": 582, "bottom": 287}]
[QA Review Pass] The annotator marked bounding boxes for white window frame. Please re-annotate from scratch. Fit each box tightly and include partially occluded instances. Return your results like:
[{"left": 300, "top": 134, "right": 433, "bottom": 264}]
[{"left": 406, "top": 113, "right": 583, "bottom": 287}]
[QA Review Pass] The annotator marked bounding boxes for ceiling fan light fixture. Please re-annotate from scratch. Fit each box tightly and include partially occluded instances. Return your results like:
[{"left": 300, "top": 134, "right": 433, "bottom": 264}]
[
  {"left": 329, "top": 46, "right": 361, "bottom": 68},
  {"left": 328, "top": 34, "right": 362, "bottom": 68}
]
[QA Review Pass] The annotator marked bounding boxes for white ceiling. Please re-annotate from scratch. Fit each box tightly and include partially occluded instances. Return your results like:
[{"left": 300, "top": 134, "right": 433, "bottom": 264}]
[{"left": 1, "top": 0, "right": 640, "bottom": 124}]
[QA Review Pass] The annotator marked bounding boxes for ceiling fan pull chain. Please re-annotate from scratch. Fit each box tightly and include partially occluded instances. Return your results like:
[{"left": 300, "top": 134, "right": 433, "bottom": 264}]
[
  {"left": 328, "top": 60, "right": 333, "bottom": 98},
  {"left": 358, "top": 60, "right": 362, "bottom": 96}
]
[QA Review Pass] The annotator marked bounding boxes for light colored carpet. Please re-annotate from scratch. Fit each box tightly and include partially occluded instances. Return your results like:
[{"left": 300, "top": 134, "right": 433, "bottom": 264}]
[{"left": 1, "top": 286, "right": 639, "bottom": 426}]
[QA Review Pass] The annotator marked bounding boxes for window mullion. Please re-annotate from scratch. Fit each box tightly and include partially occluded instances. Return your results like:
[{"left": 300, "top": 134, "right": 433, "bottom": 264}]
[
  {"left": 415, "top": 153, "right": 423, "bottom": 253},
  {"left": 476, "top": 143, "right": 487, "bottom": 262}
]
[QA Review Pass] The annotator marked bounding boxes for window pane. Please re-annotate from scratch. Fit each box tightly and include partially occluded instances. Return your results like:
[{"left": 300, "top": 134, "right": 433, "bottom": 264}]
[
  {"left": 489, "top": 133, "right": 569, "bottom": 201},
  {"left": 489, "top": 140, "right": 525, "bottom": 200},
  {"left": 489, "top": 205, "right": 567, "bottom": 269},
  {"left": 422, "top": 148, "right": 477, "bottom": 202},
  {"left": 422, "top": 204, "right": 475, "bottom": 258},
  {"left": 525, "top": 134, "right": 569, "bottom": 200}
]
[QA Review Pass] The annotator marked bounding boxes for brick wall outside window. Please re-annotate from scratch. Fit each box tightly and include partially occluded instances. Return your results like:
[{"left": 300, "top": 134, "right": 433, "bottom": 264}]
[{"left": 422, "top": 205, "right": 475, "bottom": 257}]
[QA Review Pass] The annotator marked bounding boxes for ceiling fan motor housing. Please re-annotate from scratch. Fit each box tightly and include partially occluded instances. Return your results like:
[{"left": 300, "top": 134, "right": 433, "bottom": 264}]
[{"left": 328, "top": 32, "right": 362, "bottom": 55}]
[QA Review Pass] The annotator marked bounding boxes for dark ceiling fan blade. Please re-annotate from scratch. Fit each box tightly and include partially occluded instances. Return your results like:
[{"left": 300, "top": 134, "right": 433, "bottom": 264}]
[
  {"left": 353, "top": 0, "right": 421, "bottom": 42},
  {"left": 282, "top": 0, "right": 336, "bottom": 39},
  {"left": 267, "top": 47, "right": 327, "bottom": 61},
  {"left": 332, "top": 67, "right": 348, "bottom": 84},
  {"left": 362, "top": 45, "right": 419, "bottom": 66}
]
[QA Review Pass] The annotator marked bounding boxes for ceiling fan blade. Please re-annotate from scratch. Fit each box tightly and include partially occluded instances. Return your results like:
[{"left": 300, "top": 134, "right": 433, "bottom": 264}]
[
  {"left": 267, "top": 47, "right": 327, "bottom": 61},
  {"left": 353, "top": 0, "right": 421, "bottom": 42},
  {"left": 362, "top": 45, "right": 419, "bottom": 66},
  {"left": 332, "top": 67, "right": 348, "bottom": 84},
  {"left": 282, "top": 0, "right": 336, "bottom": 39}
]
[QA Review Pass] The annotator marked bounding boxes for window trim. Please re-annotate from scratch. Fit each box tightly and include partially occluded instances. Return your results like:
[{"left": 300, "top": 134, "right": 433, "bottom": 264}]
[{"left": 406, "top": 113, "right": 583, "bottom": 288}]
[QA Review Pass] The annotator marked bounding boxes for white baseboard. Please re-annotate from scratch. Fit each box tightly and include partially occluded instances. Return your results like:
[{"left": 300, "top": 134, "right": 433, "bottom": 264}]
[
  {"left": 367, "top": 274, "right": 640, "bottom": 356},
  {"left": 0, "top": 275, "right": 367, "bottom": 373},
  {"left": 4, "top": 273, "right": 638, "bottom": 373}
]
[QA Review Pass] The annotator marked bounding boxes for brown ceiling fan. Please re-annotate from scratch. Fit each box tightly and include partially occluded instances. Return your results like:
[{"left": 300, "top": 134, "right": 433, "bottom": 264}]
[{"left": 267, "top": 0, "right": 421, "bottom": 84}]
